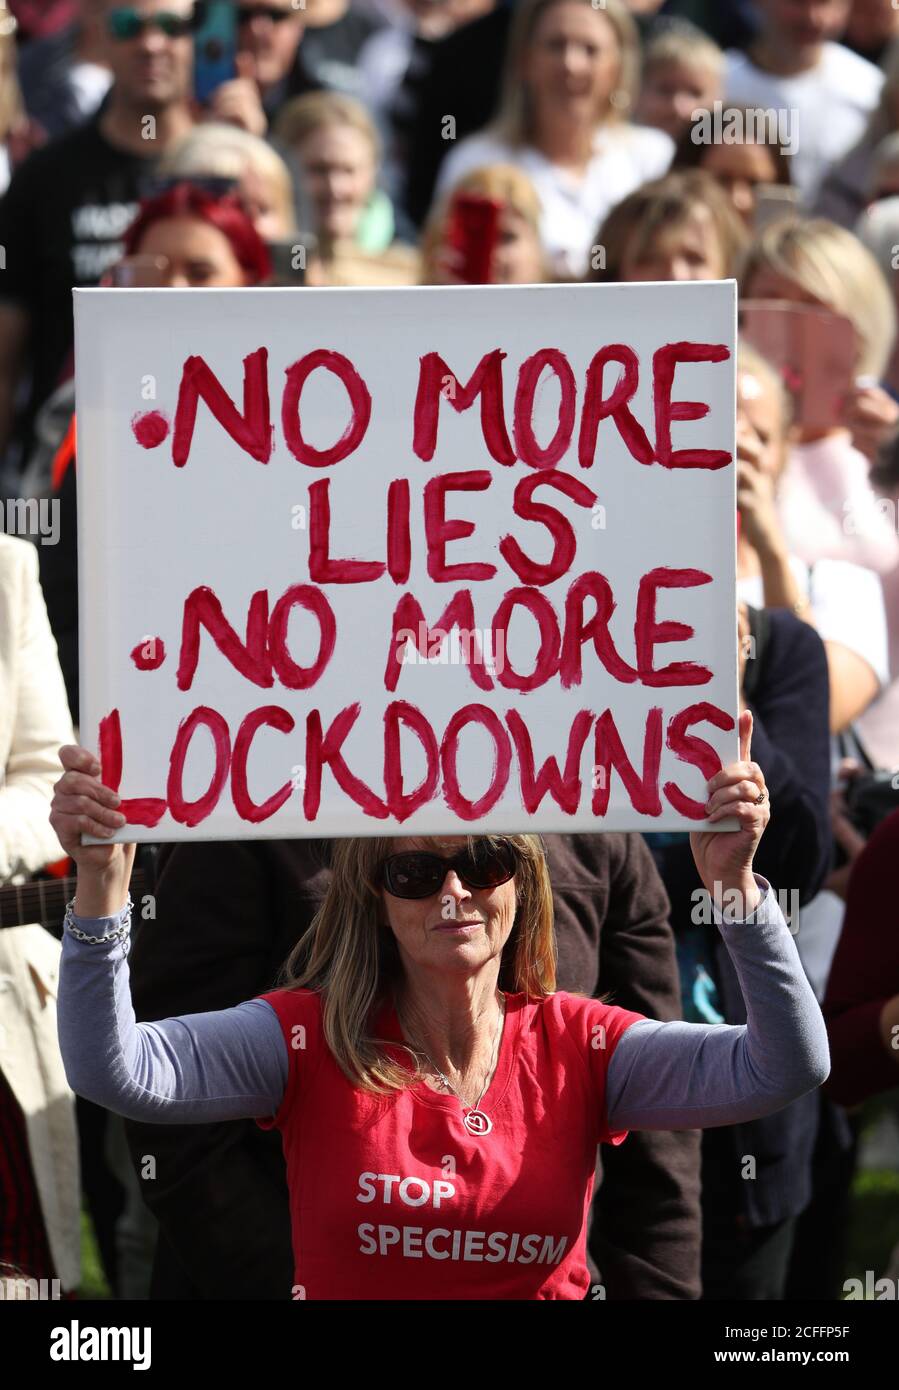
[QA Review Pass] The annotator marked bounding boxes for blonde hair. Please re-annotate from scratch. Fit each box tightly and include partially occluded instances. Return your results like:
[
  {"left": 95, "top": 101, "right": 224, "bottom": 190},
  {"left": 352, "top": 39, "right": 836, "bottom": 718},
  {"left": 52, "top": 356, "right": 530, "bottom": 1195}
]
[
  {"left": 274, "top": 90, "right": 381, "bottom": 163},
  {"left": 159, "top": 123, "right": 296, "bottom": 235},
  {"left": 493, "top": 0, "right": 640, "bottom": 146},
  {"left": 420, "top": 163, "right": 550, "bottom": 283},
  {"left": 742, "top": 217, "right": 897, "bottom": 378},
  {"left": 642, "top": 22, "right": 724, "bottom": 82},
  {"left": 0, "top": 24, "right": 23, "bottom": 141},
  {"left": 591, "top": 168, "right": 748, "bottom": 281},
  {"left": 278, "top": 834, "right": 556, "bottom": 1093}
]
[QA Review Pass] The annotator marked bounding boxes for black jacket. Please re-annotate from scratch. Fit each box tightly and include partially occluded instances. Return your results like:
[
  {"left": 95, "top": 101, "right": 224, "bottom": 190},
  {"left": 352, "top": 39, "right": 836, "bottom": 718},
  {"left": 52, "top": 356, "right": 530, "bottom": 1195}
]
[{"left": 648, "top": 608, "right": 834, "bottom": 1228}]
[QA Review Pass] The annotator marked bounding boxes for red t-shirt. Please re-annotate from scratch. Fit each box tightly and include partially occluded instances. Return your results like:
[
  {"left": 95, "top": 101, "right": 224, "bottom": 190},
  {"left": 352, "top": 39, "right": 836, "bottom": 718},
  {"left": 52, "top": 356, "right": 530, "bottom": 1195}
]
[{"left": 255, "top": 986, "right": 646, "bottom": 1300}]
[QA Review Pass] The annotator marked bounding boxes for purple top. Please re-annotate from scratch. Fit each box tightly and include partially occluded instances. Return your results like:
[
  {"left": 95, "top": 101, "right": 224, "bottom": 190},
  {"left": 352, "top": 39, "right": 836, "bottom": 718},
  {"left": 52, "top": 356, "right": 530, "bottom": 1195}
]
[{"left": 56, "top": 877, "right": 830, "bottom": 1131}]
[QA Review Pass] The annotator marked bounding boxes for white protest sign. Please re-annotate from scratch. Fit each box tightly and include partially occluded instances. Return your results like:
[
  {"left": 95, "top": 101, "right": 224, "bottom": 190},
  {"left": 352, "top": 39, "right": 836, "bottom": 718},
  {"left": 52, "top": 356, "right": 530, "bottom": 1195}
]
[{"left": 74, "top": 281, "right": 738, "bottom": 842}]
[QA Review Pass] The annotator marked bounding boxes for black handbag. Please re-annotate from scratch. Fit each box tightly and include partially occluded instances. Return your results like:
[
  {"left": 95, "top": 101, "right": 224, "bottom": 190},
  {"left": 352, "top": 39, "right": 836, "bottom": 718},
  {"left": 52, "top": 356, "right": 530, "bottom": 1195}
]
[
  {"left": 843, "top": 768, "right": 899, "bottom": 837},
  {"left": 838, "top": 730, "right": 899, "bottom": 838}
]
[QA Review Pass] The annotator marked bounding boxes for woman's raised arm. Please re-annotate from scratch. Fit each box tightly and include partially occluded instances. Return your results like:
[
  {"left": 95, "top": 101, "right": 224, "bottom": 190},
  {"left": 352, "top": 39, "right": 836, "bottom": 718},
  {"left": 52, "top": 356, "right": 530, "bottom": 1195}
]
[
  {"left": 51, "top": 743, "right": 287, "bottom": 1123},
  {"left": 606, "top": 709, "right": 830, "bottom": 1131},
  {"left": 605, "top": 878, "right": 830, "bottom": 1132},
  {"left": 58, "top": 900, "right": 288, "bottom": 1123}
]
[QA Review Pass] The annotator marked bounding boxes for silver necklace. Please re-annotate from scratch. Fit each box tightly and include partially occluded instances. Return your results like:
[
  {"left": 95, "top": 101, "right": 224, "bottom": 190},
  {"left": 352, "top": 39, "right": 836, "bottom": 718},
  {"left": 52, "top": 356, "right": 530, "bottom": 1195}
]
[{"left": 398, "top": 993, "right": 506, "bottom": 1137}]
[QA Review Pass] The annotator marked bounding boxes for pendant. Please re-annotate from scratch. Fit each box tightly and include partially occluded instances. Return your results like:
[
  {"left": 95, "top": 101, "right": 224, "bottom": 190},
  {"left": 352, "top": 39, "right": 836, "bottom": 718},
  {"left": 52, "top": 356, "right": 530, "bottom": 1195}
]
[{"left": 463, "top": 1109, "right": 492, "bottom": 1136}]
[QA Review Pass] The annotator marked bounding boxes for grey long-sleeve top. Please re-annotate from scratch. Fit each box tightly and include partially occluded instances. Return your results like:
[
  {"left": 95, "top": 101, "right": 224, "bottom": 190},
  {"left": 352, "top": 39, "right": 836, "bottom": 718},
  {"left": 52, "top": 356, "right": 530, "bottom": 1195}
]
[{"left": 57, "top": 877, "right": 830, "bottom": 1130}]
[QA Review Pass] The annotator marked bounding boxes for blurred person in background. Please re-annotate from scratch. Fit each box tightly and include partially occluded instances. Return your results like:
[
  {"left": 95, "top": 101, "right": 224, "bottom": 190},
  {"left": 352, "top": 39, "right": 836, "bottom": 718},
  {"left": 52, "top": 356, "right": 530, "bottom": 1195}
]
[
  {"left": 851, "top": 199, "right": 899, "bottom": 770},
  {"left": 815, "top": 40, "right": 899, "bottom": 226},
  {"left": 296, "top": 0, "right": 382, "bottom": 101},
  {"left": 117, "top": 178, "right": 273, "bottom": 284},
  {"left": 0, "top": 0, "right": 196, "bottom": 479},
  {"left": 6, "top": 1, "right": 78, "bottom": 42},
  {"left": 589, "top": 168, "right": 747, "bottom": 281},
  {"left": 0, "top": 9, "right": 45, "bottom": 195},
  {"left": 420, "top": 163, "right": 551, "bottom": 284},
  {"left": 638, "top": 1, "right": 759, "bottom": 50},
  {"left": 433, "top": 0, "right": 674, "bottom": 278},
  {"left": 724, "top": 0, "right": 883, "bottom": 206},
  {"left": 735, "top": 344, "right": 888, "bottom": 737},
  {"left": 201, "top": 0, "right": 387, "bottom": 133},
  {"left": 16, "top": 0, "right": 112, "bottom": 141},
  {"left": 396, "top": 0, "right": 525, "bottom": 227},
  {"left": 619, "top": 0, "right": 666, "bottom": 25},
  {"left": 841, "top": 0, "right": 899, "bottom": 66},
  {"left": 222, "top": 0, "right": 320, "bottom": 128},
  {"left": 32, "top": 181, "right": 271, "bottom": 1292},
  {"left": 733, "top": 344, "right": 894, "bottom": 1045},
  {"left": 645, "top": 595, "right": 834, "bottom": 1298},
  {"left": 864, "top": 130, "right": 899, "bottom": 206},
  {"left": 733, "top": 342, "right": 893, "bottom": 1298},
  {"left": 741, "top": 217, "right": 899, "bottom": 577},
  {"left": 274, "top": 90, "right": 418, "bottom": 282},
  {"left": 0, "top": 533, "right": 79, "bottom": 1300},
  {"left": 634, "top": 19, "right": 723, "bottom": 142},
  {"left": 824, "top": 807, "right": 899, "bottom": 1106},
  {"left": 358, "top": 0, "right": 460, "bottom": 123},
  {"left": 16, "top": 127, "right": 292, "bottom": 600},
  {"left": 860, "top": 461, "right": 899, "bottom": 774},
  {"left": 38, "top": 181, "right": 272, "bottom": 724},
  {"left": 673, "top": 106, "right": 794, "bottom": 227},
  {"left": 855, "top": 194, "right": 899, "bottom": 404},
  {"left": 820, "top": 805, "right": 899, "bottom": 1289},
  {"left": 200, "top": 0, "right": 384, "bottom": 134},
  {"left": 160, "top": 121, "right": 296, "bottom": 239},
  {"left": 590, "top": 204, "right": 890, "bottom": 740},
  {"left": 357, "top": 0, "right": 470, "bottom": 209},
  {"left": 647, "top": 351, "right": 840, "bottom": 1295}
]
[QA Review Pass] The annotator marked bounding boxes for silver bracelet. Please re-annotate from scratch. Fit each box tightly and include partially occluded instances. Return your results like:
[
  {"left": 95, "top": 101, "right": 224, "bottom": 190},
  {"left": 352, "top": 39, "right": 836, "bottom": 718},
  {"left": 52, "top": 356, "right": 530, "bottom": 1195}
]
[{"left": 64, "top": 893, "right": 133, "bottom": 946}]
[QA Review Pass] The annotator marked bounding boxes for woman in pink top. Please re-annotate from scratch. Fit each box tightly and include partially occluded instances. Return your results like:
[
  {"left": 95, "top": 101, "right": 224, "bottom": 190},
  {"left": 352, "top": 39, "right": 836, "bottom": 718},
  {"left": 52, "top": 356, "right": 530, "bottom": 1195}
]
[{"left": 741, "top": 217, "right": 899, "bottom": 579}]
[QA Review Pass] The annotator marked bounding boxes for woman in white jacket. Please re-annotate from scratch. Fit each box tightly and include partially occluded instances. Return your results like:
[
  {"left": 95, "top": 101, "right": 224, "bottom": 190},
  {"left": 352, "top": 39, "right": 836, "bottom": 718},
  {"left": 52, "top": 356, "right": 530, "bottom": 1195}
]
[{"left": 0, "top": 532, "right": 80, "bottom": 1296}]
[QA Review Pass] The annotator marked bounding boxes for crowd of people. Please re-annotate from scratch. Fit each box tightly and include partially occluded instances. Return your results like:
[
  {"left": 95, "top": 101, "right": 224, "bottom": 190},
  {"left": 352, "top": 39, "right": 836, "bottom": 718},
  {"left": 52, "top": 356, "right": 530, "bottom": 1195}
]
[{"left": 1, "top": 0, "right": 899, "bottom": 1304}]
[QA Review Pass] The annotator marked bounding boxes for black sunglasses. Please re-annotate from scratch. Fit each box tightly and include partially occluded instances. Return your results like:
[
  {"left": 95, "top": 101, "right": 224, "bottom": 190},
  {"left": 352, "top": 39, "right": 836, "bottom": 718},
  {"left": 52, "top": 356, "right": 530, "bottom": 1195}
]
[
  {"left": 381, "top": 839, "right": 518, "bottom": 899},
  {"left": 106, "top": 8, "right": 196, "bottom": 40},
  {"left": 237, "top": 4, "right": 295, "bottom": 22},
  {"left": 143, "top": 174, "right": 243, "bottom": 200}
]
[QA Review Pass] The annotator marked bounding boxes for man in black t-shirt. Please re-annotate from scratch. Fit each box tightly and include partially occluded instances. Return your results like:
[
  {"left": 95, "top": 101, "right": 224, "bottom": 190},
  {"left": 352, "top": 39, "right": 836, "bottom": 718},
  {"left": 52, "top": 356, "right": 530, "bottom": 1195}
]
[
  {"left": 0, "top": 0, "right": 196, "bottom": 471},
  {"left": 294, "top": 0, "right": 381, "bottom": 104}
]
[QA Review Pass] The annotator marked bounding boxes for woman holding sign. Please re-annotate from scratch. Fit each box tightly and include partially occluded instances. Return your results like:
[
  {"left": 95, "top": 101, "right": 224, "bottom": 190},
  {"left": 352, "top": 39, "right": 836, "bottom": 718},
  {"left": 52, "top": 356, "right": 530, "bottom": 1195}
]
[{"left": 51, "top": 712, "right": 829, "bottom": 1300}]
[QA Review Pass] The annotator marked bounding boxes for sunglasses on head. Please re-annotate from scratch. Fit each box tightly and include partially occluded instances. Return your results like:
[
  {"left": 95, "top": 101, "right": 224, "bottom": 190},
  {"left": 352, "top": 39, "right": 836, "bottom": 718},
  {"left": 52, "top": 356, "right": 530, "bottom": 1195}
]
[
  {"left": 106, "top": 8, "right": 196, "bottom": 40},
  {"left": 380, "top": 839, "right": 518, "bottom": 900},
  {"left": 237, "top": 4, "right": 295, "bottom": 22}
]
